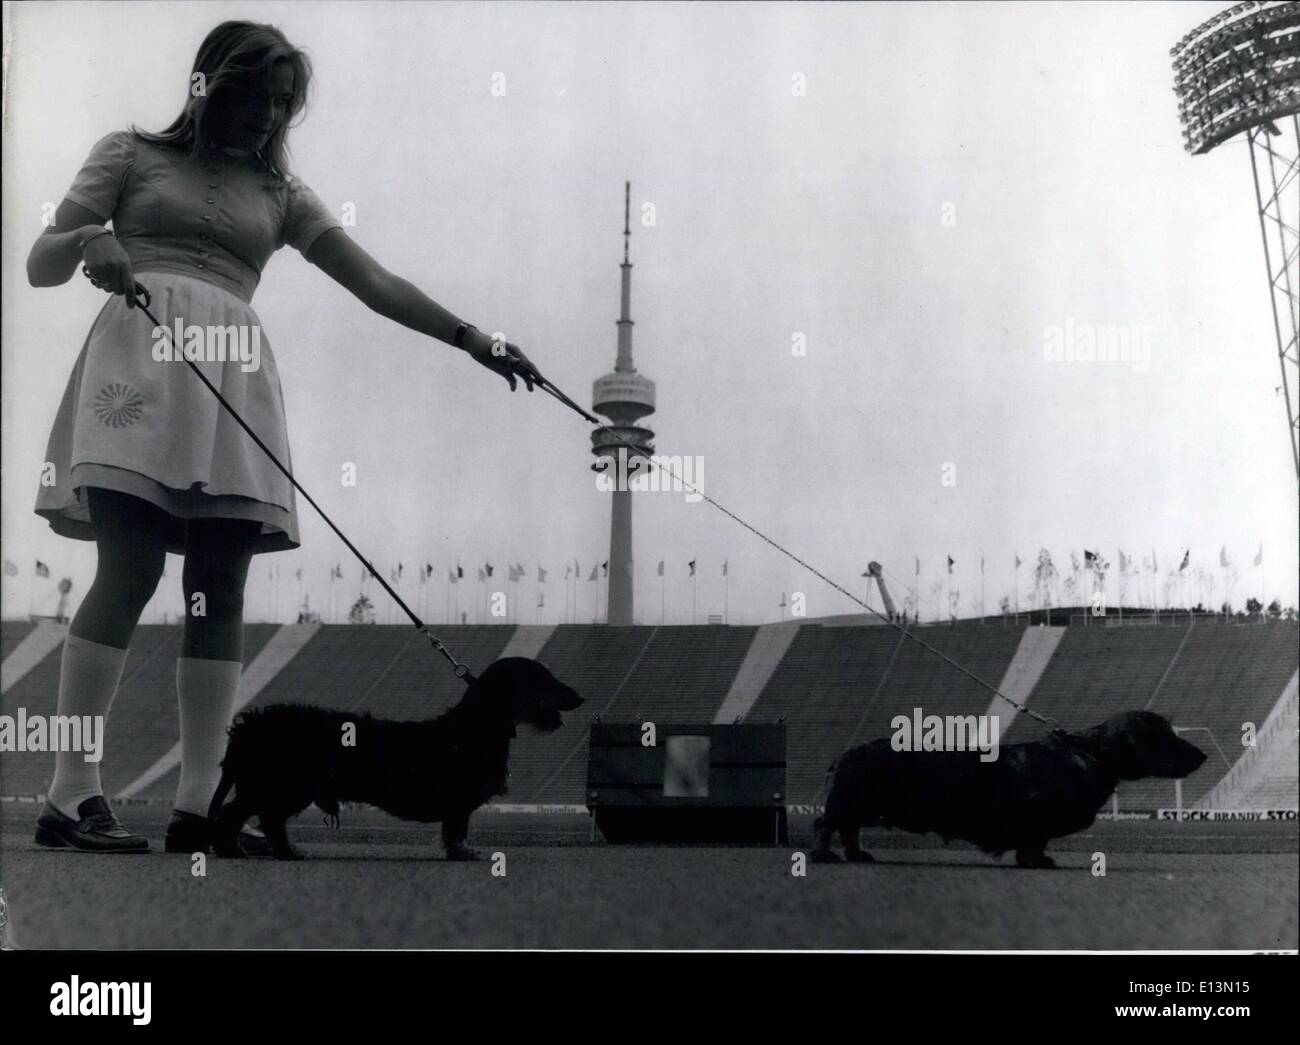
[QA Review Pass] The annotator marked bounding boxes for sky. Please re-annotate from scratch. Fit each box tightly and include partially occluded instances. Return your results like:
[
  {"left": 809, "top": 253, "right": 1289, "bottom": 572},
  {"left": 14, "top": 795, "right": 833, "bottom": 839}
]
[{"left": 2, "top": 0, "right": 1296, "bottom": 626}]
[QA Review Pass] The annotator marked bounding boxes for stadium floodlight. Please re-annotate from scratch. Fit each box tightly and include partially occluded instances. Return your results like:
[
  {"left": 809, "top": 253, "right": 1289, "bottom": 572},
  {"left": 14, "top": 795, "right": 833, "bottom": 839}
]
[{"left": 1174, "top": 1, "right": 1300, "bottom": 481}]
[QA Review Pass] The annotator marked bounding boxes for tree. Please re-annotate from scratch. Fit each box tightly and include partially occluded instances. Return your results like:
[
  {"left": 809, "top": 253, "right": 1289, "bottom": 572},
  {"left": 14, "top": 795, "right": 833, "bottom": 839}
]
[
  {"left": 1267, "top": 599, "right": 1282, "bottom": 621},
  {"left": 1033, "top": 549, "right": 1057, "bottom": 609},
  {"left": 999, "top": 595, "right": 1012, "bottom": 615},
  {"left": 348, "top": 594, "right": 376, "bottom": 625},
  {"left": 1245, "top": 596, "right": 1263, "bottom": 615}
]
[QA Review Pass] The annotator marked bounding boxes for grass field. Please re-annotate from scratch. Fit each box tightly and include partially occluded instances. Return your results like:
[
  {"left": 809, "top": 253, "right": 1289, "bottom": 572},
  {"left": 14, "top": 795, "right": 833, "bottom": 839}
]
[{"left": 2, "top": 805, "right": 1296, "bottom": 950}]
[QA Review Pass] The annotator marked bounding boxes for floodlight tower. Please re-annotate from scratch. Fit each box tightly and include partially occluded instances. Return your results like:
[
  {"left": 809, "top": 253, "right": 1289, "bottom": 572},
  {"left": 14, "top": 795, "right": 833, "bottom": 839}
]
[
  {"left": 591, "top": 182, "right": 656, "bottom": 625},
  {"left": 1172, "top": 1, "right": 1300, "bottom": 481}
]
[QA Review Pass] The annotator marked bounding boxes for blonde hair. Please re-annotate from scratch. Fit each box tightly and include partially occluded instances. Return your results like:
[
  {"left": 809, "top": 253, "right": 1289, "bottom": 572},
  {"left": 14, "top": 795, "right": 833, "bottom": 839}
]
[{"left": 133, "top": 20, "right": 313, "bottom": 182}]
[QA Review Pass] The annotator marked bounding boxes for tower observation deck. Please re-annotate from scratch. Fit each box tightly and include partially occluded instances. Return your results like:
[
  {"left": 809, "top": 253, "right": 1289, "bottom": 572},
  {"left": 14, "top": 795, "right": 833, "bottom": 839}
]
[{"left": 592, "top": 182, "right": 656, "bottom": 624}]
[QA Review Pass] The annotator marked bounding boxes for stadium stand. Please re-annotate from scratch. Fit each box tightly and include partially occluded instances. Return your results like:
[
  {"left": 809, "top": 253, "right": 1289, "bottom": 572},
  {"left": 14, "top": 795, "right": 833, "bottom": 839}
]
[
  {"left": 1, "top": 619, "right": 1295, "bottom": 812},
  {"left": 1, "top": 624, "right": 279, "bottom": 800},
  {"left": 1194, "top": 669, "right": 1298, "bottom": 811},
  {"left": 1, "top": 620, "right": 38, "bottom": 663}
]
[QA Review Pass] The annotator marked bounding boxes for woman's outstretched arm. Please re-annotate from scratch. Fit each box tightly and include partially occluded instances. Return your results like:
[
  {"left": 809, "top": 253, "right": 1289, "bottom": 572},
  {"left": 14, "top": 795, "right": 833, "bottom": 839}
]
[{"left": 306, "top": 227, "right": 537, "bottom": 391}]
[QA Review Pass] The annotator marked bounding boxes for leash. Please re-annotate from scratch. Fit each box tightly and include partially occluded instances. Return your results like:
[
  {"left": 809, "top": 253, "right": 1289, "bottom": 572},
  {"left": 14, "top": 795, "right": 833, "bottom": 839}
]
[
  {"left": 108, "top": 274, "right": 1057, "bottom": 731},
  {"left": 113, "top": 278, "right": 477, "bottom": 685},
  {"left": 516, "top": 348, "right": 1063, "bottom": 734}
]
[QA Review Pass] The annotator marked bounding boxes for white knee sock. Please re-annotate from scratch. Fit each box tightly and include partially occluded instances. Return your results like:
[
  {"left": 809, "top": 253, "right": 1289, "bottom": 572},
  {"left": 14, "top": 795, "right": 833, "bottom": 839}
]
[
  {"left": 174, "top": 657, "right": 243, "bottom": 817},
  {"left": 47, "top": 634, "right": 128, "bottom": 819}
]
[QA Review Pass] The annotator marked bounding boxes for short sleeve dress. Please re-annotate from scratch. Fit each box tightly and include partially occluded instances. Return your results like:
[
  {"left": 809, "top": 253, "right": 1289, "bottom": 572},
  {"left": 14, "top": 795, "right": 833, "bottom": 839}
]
[{"left": 35, "top": 130, "right": 342, "bottom": 553}]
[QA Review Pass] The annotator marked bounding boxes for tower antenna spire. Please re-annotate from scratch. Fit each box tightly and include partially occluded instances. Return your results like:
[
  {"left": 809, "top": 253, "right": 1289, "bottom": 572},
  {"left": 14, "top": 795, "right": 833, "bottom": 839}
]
[{"left": 623, "top": 180, "right": 631, "bottom": 264}]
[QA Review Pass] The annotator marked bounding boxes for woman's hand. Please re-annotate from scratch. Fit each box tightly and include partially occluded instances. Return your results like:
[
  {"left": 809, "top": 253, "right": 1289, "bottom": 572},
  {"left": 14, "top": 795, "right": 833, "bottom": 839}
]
[
  {"left": 81, "top": 232, "right": 138, "bottom": 308},
  {"left": 462, "top": 327, "right": 539, "bottom": 392}
]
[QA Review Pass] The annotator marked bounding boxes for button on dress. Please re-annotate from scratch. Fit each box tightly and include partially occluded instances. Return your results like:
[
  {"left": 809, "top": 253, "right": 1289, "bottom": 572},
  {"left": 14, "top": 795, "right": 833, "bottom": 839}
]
[{"left": 35, "top": 130, "right": 342, "bottom": 553}]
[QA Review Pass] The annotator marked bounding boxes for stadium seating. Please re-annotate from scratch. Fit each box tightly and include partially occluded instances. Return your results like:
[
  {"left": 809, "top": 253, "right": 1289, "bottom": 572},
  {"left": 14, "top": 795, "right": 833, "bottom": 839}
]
[
  {"left": 0, "top": 624, "right": 279, "bottom": 800},
  {"left": 0, "top": 620, "right": 37, "bottom": 663},
  {"left": 1, "top": 618, "right": 1295, "bottom": 813}
]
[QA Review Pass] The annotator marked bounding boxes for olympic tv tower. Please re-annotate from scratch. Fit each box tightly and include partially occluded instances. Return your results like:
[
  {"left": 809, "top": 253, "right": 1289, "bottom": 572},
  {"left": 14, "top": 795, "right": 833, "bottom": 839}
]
[{"left": 591, "top": 182, "right": 656, "bottom": 625}]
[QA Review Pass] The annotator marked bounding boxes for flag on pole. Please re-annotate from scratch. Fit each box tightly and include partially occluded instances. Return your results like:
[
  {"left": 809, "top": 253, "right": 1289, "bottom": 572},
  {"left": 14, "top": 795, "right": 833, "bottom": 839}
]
[
  {"left": 588, "top": 565, "right": 598, "bottom": 582},
  {"left": 537, "top": 592, "right": 545, "bottom": 608},
  {"left": 538, "top": 566, "right": 548, "bottom": 583},
  {"left": 657, "top": 560, "right": 665, "bottom": 577},
  {"left": 4, "top": 559, "right": 18, "bottom": 576},
  {"left": 425, "top": 562, "right": 434, "bottom": 579},
  {"left": 1219, "top": 545, "right": 1230, "bottom": 569},
  {"left": 564, "top": 563, "right": 572, "bottom": 579},
  {"left": 485, "top": 563, "right": 494, "bottom": 578},
  {"left": 1151, "top": 549, "right": 1158, "bottom": 573},
  {"left": 448, "top": 568, "right": 459, "bottom": 584},
  {"left": 1014, "top": 554, "right": 1021, "bottom": 569},
  {"left": 35, "top": 561, "right": 50, "bottom": 578},
  {"left": 915, "top": 555, "right": 920, "bottom": 576},
  {"left": 688, "top": 560, "right": 696, "bottom": 577},
  {"left": 980, "top": 555, "right": 984, "bottom": 575},
  {"left": 477, "top": 567, "right": 486, "bottom": 583},
  {"left": 946, "top": 556, "right": 954, "bottom": 573},
  {"left": 1178, "top": 550, "right": 1190, "bottom": 572},
  {"left": 779, "top": 593, "right": 787, "bottom": 608},
  {"left": 456, "top": 564, "right": 464, "bottom": 580},
  {"left": 1254, "top": 543, "right": 1263, "bottom": 567},
  {"left": 601, "top": 561, "right": 608, "bottom": 577},
  {"left": 296, "top": 566, "right": 303, "bottom": 582},
  {"left": 331, "top": 564, "right": 342, "bottom": 580}
]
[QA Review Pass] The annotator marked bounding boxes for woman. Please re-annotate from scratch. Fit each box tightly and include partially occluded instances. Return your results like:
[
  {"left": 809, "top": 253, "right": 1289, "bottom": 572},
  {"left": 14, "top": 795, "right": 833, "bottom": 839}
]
[{"left": 27, "top": 21, "right": 537, "bottom": 853}]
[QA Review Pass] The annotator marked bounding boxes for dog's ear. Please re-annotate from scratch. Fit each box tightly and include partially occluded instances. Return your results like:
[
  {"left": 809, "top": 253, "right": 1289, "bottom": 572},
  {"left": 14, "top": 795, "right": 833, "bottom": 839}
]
[{"left": 1094, "top": 715, "right": 1144, "bottom": 779}]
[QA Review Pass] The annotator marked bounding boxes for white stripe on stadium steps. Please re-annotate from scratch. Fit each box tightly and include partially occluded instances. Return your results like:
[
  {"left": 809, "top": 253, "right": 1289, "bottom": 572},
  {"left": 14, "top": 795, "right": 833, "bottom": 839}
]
[
  {"left": 713, "top": 621, "right": 802, "bottom": 724},
  {"left": 984, "top": 625, "right": 1066, "bottom": 743},
  {"left": 116, "top": 623, "right": 321, "bottom": 799},
  {"left": 1, "top": 622, "right": 69, "bottom": 694},
  {"left": 1194, "top": 669, "right": 1298, "bottom": 810},
  {"left": 498, "top": 625, "right": 556, "bottom": 661}
]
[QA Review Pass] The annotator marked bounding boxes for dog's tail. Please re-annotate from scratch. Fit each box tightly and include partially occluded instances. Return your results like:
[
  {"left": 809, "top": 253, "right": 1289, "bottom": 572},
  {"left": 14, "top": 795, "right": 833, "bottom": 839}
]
[
  {"left": 207, "top": 765, "right": 235, "bottom": 822},
  {"left": 206, "top": 717, "right": 246, "bottom": 821}
]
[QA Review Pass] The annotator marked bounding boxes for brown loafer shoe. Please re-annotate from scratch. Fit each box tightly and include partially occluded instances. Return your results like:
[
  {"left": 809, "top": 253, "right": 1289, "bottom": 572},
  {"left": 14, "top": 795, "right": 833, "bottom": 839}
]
[{"left": 34, "top": 796, "right": 149, "bottom": 853}]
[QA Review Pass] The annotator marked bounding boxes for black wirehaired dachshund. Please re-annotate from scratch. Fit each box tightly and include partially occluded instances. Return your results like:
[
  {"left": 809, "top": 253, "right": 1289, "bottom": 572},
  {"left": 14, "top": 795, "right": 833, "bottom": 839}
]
[
  {"left": 811, "top": 711, "right": 1206, "bottom": 868},
  {"left": 208, "top": 658, "right": 583, "bottom": 860}
]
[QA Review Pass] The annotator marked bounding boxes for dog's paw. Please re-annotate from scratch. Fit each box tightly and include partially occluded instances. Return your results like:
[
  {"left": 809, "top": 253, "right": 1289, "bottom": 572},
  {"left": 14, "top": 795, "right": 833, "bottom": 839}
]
[
  {"left": 808, "top": 849, "right": 842, "bottom": 864},
  {"left": 1015, "top": 850, "right": 1056, "bottom": 869},
  {"left": 845, "top": 850, "right": 876, "bottom": 864},
  {"left": 445, "top": 844, "right": 480, "bottom": 862}
]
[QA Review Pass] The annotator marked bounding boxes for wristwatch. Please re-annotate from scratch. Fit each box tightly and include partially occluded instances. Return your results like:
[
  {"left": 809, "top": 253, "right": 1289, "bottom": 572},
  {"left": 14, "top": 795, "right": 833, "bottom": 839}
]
[{"left": 453, "top": 322, "right": 476, "bottom": 349}]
